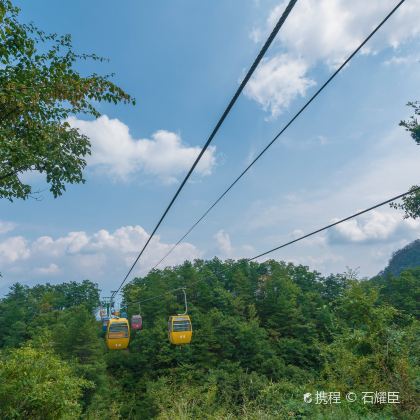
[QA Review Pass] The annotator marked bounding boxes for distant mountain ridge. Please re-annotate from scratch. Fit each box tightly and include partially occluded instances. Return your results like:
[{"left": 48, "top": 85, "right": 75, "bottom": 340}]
[{"left": 381, "top": 239, "right": 420, "bottom": 276}]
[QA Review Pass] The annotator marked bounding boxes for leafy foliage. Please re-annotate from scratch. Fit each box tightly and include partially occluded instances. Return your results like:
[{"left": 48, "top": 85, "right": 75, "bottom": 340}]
[
  {"left": 0, "top": 280, "right": 100, "bottom": 348},
  {"left": 391, "top": 101, "right": 420, "bottom": 218},
  {"left": 0, "top": 343, "right": 92, "bottom": 419},
  {"left": 400, "top": 101, "right": 420, "bottom": 145},
  {"left": 0, "top": 259, "right": 419, "bottom": 418},
  {"left": 391, "top": 185, "right": 420, "bottom": 220},
  {"left": 0, "top": 0, "right": 134, "bottom": 200},
  {"left": 373, "top": 269, "right": 420, "bottom": 320}
]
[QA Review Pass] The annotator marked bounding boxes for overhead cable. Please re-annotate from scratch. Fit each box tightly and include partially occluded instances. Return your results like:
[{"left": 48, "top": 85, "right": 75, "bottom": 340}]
[
  {"left": 152, "top": 0, "right": 407, "bottom": 270},
  {"left": 111, "top": 0, "right": 299, "bottom": 297},
  {"left": 124, "top": 186, "right": 419, "bottom": 308}
]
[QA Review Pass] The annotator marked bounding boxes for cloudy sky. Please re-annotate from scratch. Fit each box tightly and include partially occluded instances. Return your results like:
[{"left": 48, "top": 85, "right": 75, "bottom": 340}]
[{"left": 1, "top": 0, "right": 420, "bottom": 295}]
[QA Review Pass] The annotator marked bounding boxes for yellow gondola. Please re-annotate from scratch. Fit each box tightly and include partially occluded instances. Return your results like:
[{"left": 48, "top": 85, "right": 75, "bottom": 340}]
[
  {"left": 168, "top": 315, "right": 192, "bottom": 345},
  {"left": 168, "top": 288, "right": 192, "bottom": 345},
  {"left": 106, "top": 317, "right": 130, "bottom": 350}
]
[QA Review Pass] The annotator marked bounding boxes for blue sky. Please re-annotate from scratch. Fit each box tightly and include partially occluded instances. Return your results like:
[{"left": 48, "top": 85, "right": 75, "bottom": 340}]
[{"left": 1, "top": 0, "right": 420, "bottom": 295}]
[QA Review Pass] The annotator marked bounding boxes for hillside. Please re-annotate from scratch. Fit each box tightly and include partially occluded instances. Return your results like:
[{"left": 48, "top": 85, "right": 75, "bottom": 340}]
[{"left": 382, "top": 239, "right": 420, "bottom": 276}]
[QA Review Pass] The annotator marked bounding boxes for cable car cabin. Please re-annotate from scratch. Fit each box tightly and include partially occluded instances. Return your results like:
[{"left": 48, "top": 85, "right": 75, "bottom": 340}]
[
  {"left": 131, "top": 314, "right": 142, "bottom": 331},
  {"left": 106, "top": 318, "right": 130, "bottom": 350},
  {"left": 102, "top": 317, "right": 109, "bottom": 332},
  {"left": 168, "top": 315, "right": 192, "bottom": 345}
]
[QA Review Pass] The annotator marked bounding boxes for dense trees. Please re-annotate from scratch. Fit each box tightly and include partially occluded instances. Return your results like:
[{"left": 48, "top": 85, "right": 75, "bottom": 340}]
[
  {"left": 374, "top": 269, "right": 420, "bottom": 320},
  {"left": 381, "top": 239, "right": 420, "bottom": 277},
  {"left": 0, "top": 344, "right": 92, "bottom": 419},
  {"left": 0, "top": 0, "right": 134, "bottom": 200},
  {"left": 0, "top": 280, "right": 100, "bottom": 348},
  {"left": 0, "top": 259, "right": 418, "bottom": 418}
]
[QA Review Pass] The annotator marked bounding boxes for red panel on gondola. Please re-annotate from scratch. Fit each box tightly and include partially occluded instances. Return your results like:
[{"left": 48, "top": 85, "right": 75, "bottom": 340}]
[{"left": 131, "top": 314, "right": 142, "bottom": 330}]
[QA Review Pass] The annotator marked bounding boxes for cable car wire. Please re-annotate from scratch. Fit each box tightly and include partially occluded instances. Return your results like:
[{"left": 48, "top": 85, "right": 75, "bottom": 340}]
[
  {"left": 124, "top": 287, "right": 186, "bottom": 308},
  {"left": 248, "top": 185, "right": 420, "bottom": 261},
  {"left": 125, "top": 185, "right": 419, "bottom": 307},
  {"left": 111, "top": 0, "right": 299, "bottom": 298},
  {"left": 151, "top": 0, "right": 407, "bottom": 271}
]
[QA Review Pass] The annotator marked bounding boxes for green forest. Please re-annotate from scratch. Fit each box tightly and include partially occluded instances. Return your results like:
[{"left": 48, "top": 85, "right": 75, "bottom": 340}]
[{"left": 0, "top": 249, "right": 419, "bottom": 419}]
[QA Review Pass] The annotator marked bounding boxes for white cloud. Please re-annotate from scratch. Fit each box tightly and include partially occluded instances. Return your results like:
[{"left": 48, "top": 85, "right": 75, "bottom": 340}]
[
  {"left": 244, "top": 55, "right": 315, "bottom": 118},
  {"left": 329, "top": 210, "right": 420, "bottom": 244},
  {"left": 249, "top": 27, "right": 262, "bottom": 44},
  {"left": 383, "top": 54, "right": 420, "bottom": 66},
  {"left": 34, "top": 263, "right": 60, "bottom": 276},
  {"left": 0, "top": 236, "right": 30, "bottom": 264},
  {"left": 248, "top": 0, "right": 420, "bottom": 116},
  {"left": 264, "top": 0, "right": 420, "bottom": 64},
  {"left": 0, "top": 225, "right": 202, "bottom": 292},
  {"left": 214, "top": 229, "right": 233, "bottom": 257},
  {"left": 0, "top": 220, "right": 16, "bottom": 235},
  {"left": 281, "top": 252, "right": 345, "bottom": 272},
  {"left": 291, "top": 229, "right": 327, "bottom": 246},
  {"left": 68, "top": 115, "right": 216, "bottom": 183},
  {"left": 213, "top": 229, "right": 255, "bottom": 260}
]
